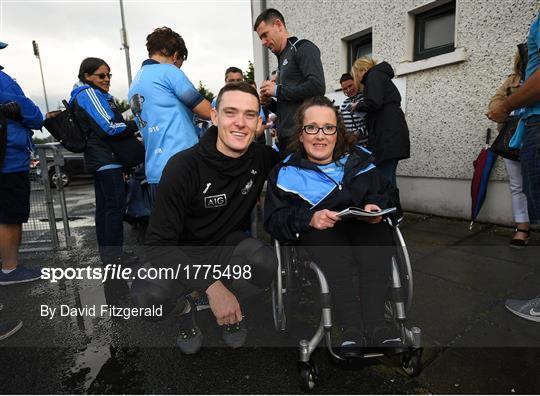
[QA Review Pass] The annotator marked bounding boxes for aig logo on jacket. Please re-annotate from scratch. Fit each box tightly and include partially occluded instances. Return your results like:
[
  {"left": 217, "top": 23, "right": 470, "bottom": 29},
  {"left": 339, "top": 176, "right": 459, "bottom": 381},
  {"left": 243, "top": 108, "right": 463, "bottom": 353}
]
[{"left": 205, "top": 194, "right": 227, "bottom": 208}]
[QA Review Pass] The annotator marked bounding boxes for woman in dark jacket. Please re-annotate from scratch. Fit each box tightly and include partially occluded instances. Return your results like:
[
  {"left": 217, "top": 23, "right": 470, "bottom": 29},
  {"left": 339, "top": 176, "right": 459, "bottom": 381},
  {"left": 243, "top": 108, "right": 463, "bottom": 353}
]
[
  {"left": 351, "top": 57, "right": 410, "bottom": 186},
  {"left": 264, "top": 96, "right": 401, "bottom": 353},
  {"left": 69, "top": 57, "right": 138, "bottom": 265}
]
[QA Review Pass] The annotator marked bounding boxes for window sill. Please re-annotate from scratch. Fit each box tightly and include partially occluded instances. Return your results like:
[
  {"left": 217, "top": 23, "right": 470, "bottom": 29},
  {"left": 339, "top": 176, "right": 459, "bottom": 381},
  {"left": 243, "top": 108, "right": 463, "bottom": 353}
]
[{"left": 395, "top": 47, "right": 467, "bottom": 76}]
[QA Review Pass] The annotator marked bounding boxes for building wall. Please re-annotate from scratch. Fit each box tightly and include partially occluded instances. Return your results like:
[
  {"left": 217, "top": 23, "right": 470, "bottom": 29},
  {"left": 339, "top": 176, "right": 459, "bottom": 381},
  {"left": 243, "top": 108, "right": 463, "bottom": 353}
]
[{"left": 252, "top": 0, "right": 538, "bottom": 225}]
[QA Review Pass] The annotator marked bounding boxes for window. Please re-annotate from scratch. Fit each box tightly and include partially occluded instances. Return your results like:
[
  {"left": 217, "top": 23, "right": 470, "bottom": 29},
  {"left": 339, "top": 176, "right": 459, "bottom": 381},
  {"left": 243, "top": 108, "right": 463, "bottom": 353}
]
[
  {"left": 414, "top": 1, "right": 455, "bottom": 61},
  {"left": 348, "top": 33, "right": 372, "bottom": 71}
]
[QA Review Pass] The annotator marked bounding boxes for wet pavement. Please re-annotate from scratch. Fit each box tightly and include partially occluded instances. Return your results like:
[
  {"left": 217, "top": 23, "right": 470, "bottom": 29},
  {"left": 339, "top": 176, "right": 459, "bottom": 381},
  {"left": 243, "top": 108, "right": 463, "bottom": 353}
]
[{"left": 0, "top": 181, "right": 539, "bottom": 394}]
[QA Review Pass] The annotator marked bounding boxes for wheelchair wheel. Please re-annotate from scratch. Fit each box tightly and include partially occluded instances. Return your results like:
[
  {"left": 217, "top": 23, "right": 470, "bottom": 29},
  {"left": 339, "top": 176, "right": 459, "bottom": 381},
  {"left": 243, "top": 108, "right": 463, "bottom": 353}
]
[
  {"left": 298, "top": 359, "right": 318, "bottom": 391},
  {"left": 272, "top": 243, "right": 302, "bottom": 332},
  {"left": 271, "top": 279, "right": 286, "bottom": 331},
  {"left": 401, "top": 348, "right": 422, "bottom": 377}
]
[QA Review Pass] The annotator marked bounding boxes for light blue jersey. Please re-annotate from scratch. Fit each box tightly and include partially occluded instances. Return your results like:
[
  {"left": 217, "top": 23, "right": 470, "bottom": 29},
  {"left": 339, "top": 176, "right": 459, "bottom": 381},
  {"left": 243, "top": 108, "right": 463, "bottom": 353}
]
[
  {"left": 524, "top": 13, "right": 540, "bottom": 118},
  {"left": 128, "top": 59, "right": 204, "bottom": 184}
]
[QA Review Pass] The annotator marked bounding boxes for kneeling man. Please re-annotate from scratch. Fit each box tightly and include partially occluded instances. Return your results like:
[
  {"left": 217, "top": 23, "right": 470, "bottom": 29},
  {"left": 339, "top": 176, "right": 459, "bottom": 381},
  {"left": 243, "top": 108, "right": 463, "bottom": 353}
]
[{"left": 132, "top": 82, "right": 279, "bottom": 354}]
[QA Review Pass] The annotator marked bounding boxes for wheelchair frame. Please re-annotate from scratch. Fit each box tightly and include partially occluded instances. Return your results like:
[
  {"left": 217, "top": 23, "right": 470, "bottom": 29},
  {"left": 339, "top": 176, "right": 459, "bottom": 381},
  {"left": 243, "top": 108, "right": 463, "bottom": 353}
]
[{"left": 271, "top": 218, "right": 423, "bottom": 391}]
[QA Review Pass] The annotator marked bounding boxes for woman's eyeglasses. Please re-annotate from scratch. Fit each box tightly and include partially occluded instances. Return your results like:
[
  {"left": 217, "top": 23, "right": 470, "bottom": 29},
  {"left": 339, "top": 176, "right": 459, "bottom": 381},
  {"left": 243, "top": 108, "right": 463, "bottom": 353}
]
[
  {"left": 92, "top": 73, "right": 112, "bottom": 80},
  {"left": 302, "top": 125, "right": 337, "bottom": 135}
]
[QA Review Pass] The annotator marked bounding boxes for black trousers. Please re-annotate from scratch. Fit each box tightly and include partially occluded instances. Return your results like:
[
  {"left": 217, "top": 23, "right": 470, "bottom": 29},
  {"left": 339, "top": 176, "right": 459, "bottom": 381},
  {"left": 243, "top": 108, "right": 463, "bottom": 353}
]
[
  {"left": 132, "top": 231, "right": 277, "bottom": 320},
  {"left": 298, "top": 220, "right": 395, "bottom": 334}
]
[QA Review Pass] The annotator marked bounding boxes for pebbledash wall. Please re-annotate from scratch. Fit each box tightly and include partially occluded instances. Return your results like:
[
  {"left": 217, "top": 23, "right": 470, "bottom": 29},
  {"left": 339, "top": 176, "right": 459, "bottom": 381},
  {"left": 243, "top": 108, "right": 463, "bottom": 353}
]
[{"left": 251, "top": 0, "right": 539, "bottom": 226}]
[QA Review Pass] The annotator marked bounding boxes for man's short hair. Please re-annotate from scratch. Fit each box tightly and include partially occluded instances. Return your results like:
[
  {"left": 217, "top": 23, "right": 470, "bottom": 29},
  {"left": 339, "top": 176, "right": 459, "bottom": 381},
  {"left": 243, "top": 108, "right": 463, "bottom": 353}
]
[
  {"left": 225, "top": 66, "right": 243, "bottom": 79},
  {"left": 215, "top": 82, "right": 260, "bottom": 110},
  {"left": 253, "top": 8, "right": 286, "bottom": 31},
  {"left": 146, "top": 27, "right": 188, "bottom": 60},
  {"left": 339, "top": 73, "right": 354, "bottom": 84}
]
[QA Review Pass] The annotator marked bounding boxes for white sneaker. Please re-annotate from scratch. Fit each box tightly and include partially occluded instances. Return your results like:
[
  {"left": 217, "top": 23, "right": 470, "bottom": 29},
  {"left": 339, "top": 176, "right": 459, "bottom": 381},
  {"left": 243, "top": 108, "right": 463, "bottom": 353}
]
[{"left": 505, "top": 296, "right": 540, "bottom": 322}]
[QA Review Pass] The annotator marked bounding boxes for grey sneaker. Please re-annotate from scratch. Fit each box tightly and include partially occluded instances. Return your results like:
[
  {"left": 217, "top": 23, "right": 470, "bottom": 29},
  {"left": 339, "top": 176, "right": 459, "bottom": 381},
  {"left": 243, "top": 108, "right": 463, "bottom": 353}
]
[{"left": 505, "top": 296, "right": 540, "bottom": 322}]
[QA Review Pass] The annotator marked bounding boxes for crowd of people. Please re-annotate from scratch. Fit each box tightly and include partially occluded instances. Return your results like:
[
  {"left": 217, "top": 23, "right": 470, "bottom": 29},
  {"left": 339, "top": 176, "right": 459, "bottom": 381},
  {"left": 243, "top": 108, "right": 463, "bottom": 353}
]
[{"left": 0, "top": 8, "right": 538, "bottom": 351}]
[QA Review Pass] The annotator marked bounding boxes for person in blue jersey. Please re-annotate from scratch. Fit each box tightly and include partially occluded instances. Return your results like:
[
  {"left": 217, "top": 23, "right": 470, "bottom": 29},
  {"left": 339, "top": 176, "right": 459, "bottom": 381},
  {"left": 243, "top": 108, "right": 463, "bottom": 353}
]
[
  {"left": 488, "top": 13, "right": 540, "bottom": 323},
  {"left": 264, "top": 96, "right": 402, "bottom": 354},
  {"left": 0, "top": 40, "right": 44, "bottom": 287},
  {"left": 69, "top": 57, "right": 138, "bottom": 266},
  {"left": 128, "top": 27, "right": 212, "bottom": 196}
]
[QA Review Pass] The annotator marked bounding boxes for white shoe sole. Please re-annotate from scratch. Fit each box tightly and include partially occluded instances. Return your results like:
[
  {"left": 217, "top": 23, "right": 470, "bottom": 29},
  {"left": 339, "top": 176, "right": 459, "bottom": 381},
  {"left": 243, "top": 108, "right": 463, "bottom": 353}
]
[
  {"left": 505, "top": 306, "right": 540, "bottom": 322},
  {"left": 0, "top": 320, "right": 23, "bottom": 341}
]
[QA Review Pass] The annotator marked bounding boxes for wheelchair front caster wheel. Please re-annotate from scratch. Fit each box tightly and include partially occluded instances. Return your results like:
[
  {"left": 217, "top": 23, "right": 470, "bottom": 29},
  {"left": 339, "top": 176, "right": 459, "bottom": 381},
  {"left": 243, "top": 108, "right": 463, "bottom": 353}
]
[
  {"left": 401, "top": 349, "right": 422, "bottom": 377},
  {"left": 298, "top": 360, "right": 318, "bottom": 391}
]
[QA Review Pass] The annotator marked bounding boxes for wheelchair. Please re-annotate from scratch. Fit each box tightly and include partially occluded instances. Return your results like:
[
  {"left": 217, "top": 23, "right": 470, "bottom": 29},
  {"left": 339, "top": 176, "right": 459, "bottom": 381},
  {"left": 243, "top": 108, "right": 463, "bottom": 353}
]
[{"left": 270, "top": 214, "right": 423, "bottom": 391}]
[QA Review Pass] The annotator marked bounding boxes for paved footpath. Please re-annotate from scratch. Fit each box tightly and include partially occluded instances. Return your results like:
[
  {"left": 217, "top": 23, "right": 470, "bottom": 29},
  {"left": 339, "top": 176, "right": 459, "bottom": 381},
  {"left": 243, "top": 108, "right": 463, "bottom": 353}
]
[{"left": 0, "top": 182, "right": 538, "bottom": 394}]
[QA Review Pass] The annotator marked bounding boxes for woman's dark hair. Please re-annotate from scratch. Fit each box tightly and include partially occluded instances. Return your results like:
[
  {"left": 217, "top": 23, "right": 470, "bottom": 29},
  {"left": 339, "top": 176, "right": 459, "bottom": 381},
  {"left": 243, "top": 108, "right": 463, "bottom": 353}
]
[
  {"left": 288, "top": 96, "right": 356, "bottom": 162},
  {"left": 78, "top": 57, "right": 110, "bottom": 83},
  {"left": 146, "top": 26, "right": 188, "bottom": 60}
]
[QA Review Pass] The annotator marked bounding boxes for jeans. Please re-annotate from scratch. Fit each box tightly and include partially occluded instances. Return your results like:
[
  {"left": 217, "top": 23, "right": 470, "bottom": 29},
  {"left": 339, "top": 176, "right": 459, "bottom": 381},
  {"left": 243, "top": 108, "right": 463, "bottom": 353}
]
[
  {"left": 94, "top": 168, "right": 126, "bottom": 263},
  {"left": 520, "top": 115, "right": 540, "bottom": 225},
  {"left": 377, "top": 159, "right": 399, "bottom": 187},
  {"left": 503, "top": 158, "right": 529, "bottom": 224}
]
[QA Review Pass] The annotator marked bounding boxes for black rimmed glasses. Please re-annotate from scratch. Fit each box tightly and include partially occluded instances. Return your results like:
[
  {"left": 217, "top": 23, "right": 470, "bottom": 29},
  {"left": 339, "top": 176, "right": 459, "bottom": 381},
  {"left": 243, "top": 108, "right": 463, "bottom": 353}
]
[
  {"left": 302, "top": 124, "right": 337, "bottom": 135},
  {"left": 92, "top": 73, "right": 112, "bottom": 80}
]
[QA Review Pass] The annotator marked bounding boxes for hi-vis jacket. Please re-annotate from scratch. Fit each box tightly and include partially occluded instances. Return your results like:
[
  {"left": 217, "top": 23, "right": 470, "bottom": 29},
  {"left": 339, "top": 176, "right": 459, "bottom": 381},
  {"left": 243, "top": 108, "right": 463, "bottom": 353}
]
[{"left": 263, "top": 147, "right": 397, "bottom": 242}]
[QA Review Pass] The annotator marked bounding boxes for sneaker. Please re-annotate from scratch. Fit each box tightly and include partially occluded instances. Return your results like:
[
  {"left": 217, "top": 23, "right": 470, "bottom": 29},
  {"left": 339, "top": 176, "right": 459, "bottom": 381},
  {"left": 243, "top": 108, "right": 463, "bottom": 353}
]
[
  {"left": 222, "top": 320, "right": 247, "bottom": 349},
  {"left": 176, "top": 296, "right": 203, "bottom": 354},
  {"left": 0, "top": 319, "right": 23, "bottom": 341},
  {"left": 370, "top": 325, "right": 403, "bottom": 348},
  {"left": 505, "top": 296, "right": 540, "bottom": 322},
  {"left": 0, "top": 266, "right": 42, "bottom": 286},
  {"left": 339, "top": 327, "right": 366, "bottom": 358}
]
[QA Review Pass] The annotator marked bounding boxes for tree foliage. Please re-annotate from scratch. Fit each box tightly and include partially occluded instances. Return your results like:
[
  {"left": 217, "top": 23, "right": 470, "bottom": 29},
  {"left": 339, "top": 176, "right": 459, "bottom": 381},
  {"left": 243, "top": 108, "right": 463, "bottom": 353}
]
[
  {"left": 244, "top": 61, "right": 255, "bottom": 81},
  {"left": 197, "top": 81, "right": 215, "bottom": 102},
  {"left": 114, "top": 98, "right": 130, "bottom": 113}
]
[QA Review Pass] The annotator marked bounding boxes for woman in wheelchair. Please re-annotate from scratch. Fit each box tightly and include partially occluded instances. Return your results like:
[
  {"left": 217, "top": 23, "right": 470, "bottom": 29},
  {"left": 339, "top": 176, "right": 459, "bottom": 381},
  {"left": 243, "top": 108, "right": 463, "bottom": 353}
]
[{"left": 264, "top": 96, "right": 402, "bottom": 354}]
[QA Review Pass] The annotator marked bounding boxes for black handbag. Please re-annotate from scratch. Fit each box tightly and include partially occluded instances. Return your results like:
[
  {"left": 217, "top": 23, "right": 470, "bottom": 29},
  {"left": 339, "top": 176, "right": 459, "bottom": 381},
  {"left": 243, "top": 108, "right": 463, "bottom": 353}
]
[
  {"left": 42, "top": 100, "right": 88, "bottom": 153},
  {"left": 105, "top": 132, "right": 145, "bottom": 169},
  {"left": 490, "top": 115, "right": 520, "bottom": 161}
]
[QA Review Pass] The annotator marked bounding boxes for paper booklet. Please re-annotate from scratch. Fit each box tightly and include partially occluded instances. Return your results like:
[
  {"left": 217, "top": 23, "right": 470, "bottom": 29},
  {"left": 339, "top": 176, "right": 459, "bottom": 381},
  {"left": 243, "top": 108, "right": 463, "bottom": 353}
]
[{"left": 336, "top": 206, "right": 397, "bottom": 219}]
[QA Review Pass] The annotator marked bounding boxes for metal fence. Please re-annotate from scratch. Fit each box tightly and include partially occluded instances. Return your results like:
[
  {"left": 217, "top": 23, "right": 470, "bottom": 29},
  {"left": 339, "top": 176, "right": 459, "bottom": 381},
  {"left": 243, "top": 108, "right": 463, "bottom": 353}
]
[{"left": 21, "top": 144, "right": 74, "bottom": 252}]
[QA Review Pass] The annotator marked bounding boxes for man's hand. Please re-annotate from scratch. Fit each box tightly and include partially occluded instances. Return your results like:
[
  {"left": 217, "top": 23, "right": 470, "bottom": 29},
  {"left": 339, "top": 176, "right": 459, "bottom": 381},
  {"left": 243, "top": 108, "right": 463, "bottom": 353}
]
[
  {"left": 205, "top": 280, "right": 243, "bottom": 326},
  {"left": 309, "top": 209, "right": 341, "bottom": 230},
  {"left": 486, "top": 101, "right": 511, "bottom": 123},
  {"left": 362, "top": 204, "right": 382, "bottom": 224},
  {"left": 260, "top": 80, "right": 276, "bottom": 100}
]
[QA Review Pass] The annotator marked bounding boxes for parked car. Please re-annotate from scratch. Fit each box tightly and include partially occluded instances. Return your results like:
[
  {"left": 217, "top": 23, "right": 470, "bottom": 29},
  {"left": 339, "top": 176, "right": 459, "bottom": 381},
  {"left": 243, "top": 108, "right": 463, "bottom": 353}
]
[{"left": 33, "top": 142, "right": 90, "bottom": 187}]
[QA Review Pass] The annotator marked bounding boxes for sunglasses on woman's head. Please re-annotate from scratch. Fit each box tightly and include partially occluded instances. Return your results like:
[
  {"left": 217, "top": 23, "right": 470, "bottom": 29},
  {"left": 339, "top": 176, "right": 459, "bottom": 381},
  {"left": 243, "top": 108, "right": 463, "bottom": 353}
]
[{"left": 92, "top": 73, "right": 112, "bottom": 79}]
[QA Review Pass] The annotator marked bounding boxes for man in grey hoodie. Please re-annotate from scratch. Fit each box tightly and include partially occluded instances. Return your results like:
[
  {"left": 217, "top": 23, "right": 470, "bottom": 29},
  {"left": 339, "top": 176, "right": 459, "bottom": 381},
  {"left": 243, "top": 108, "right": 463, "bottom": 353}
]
[{"left": 254, "top": 8, "right": 325, "bottom": 154}]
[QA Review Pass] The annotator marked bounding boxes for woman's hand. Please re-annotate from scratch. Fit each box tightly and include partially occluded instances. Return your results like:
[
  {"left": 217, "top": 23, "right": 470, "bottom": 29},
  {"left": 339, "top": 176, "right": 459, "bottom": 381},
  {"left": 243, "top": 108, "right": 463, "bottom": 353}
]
[
  {"left": 362, "top": 204, "right": 382, "bottom": 224},
  {"left": 309, "top": 209, "right": 341, "bottom": 230}
]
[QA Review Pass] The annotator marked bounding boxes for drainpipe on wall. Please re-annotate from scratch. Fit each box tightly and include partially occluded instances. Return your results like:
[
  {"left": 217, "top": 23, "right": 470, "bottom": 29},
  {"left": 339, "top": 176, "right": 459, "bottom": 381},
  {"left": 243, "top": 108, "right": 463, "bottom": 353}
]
[{"left": 251, "top": 0, "right": 269, "bottom": 85}]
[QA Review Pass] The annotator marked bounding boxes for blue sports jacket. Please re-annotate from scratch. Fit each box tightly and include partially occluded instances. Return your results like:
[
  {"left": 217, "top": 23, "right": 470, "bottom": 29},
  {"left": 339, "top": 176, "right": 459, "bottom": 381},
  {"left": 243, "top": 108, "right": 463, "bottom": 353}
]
[
  {"left": 0, "top": 67, "right": 43, "bottom": 173},
  {"left": 264, "top": 147, "right": 397, "bottom": 242},
  {"left": 69, "top": 84, "right": 136, "bottom": 172}
]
